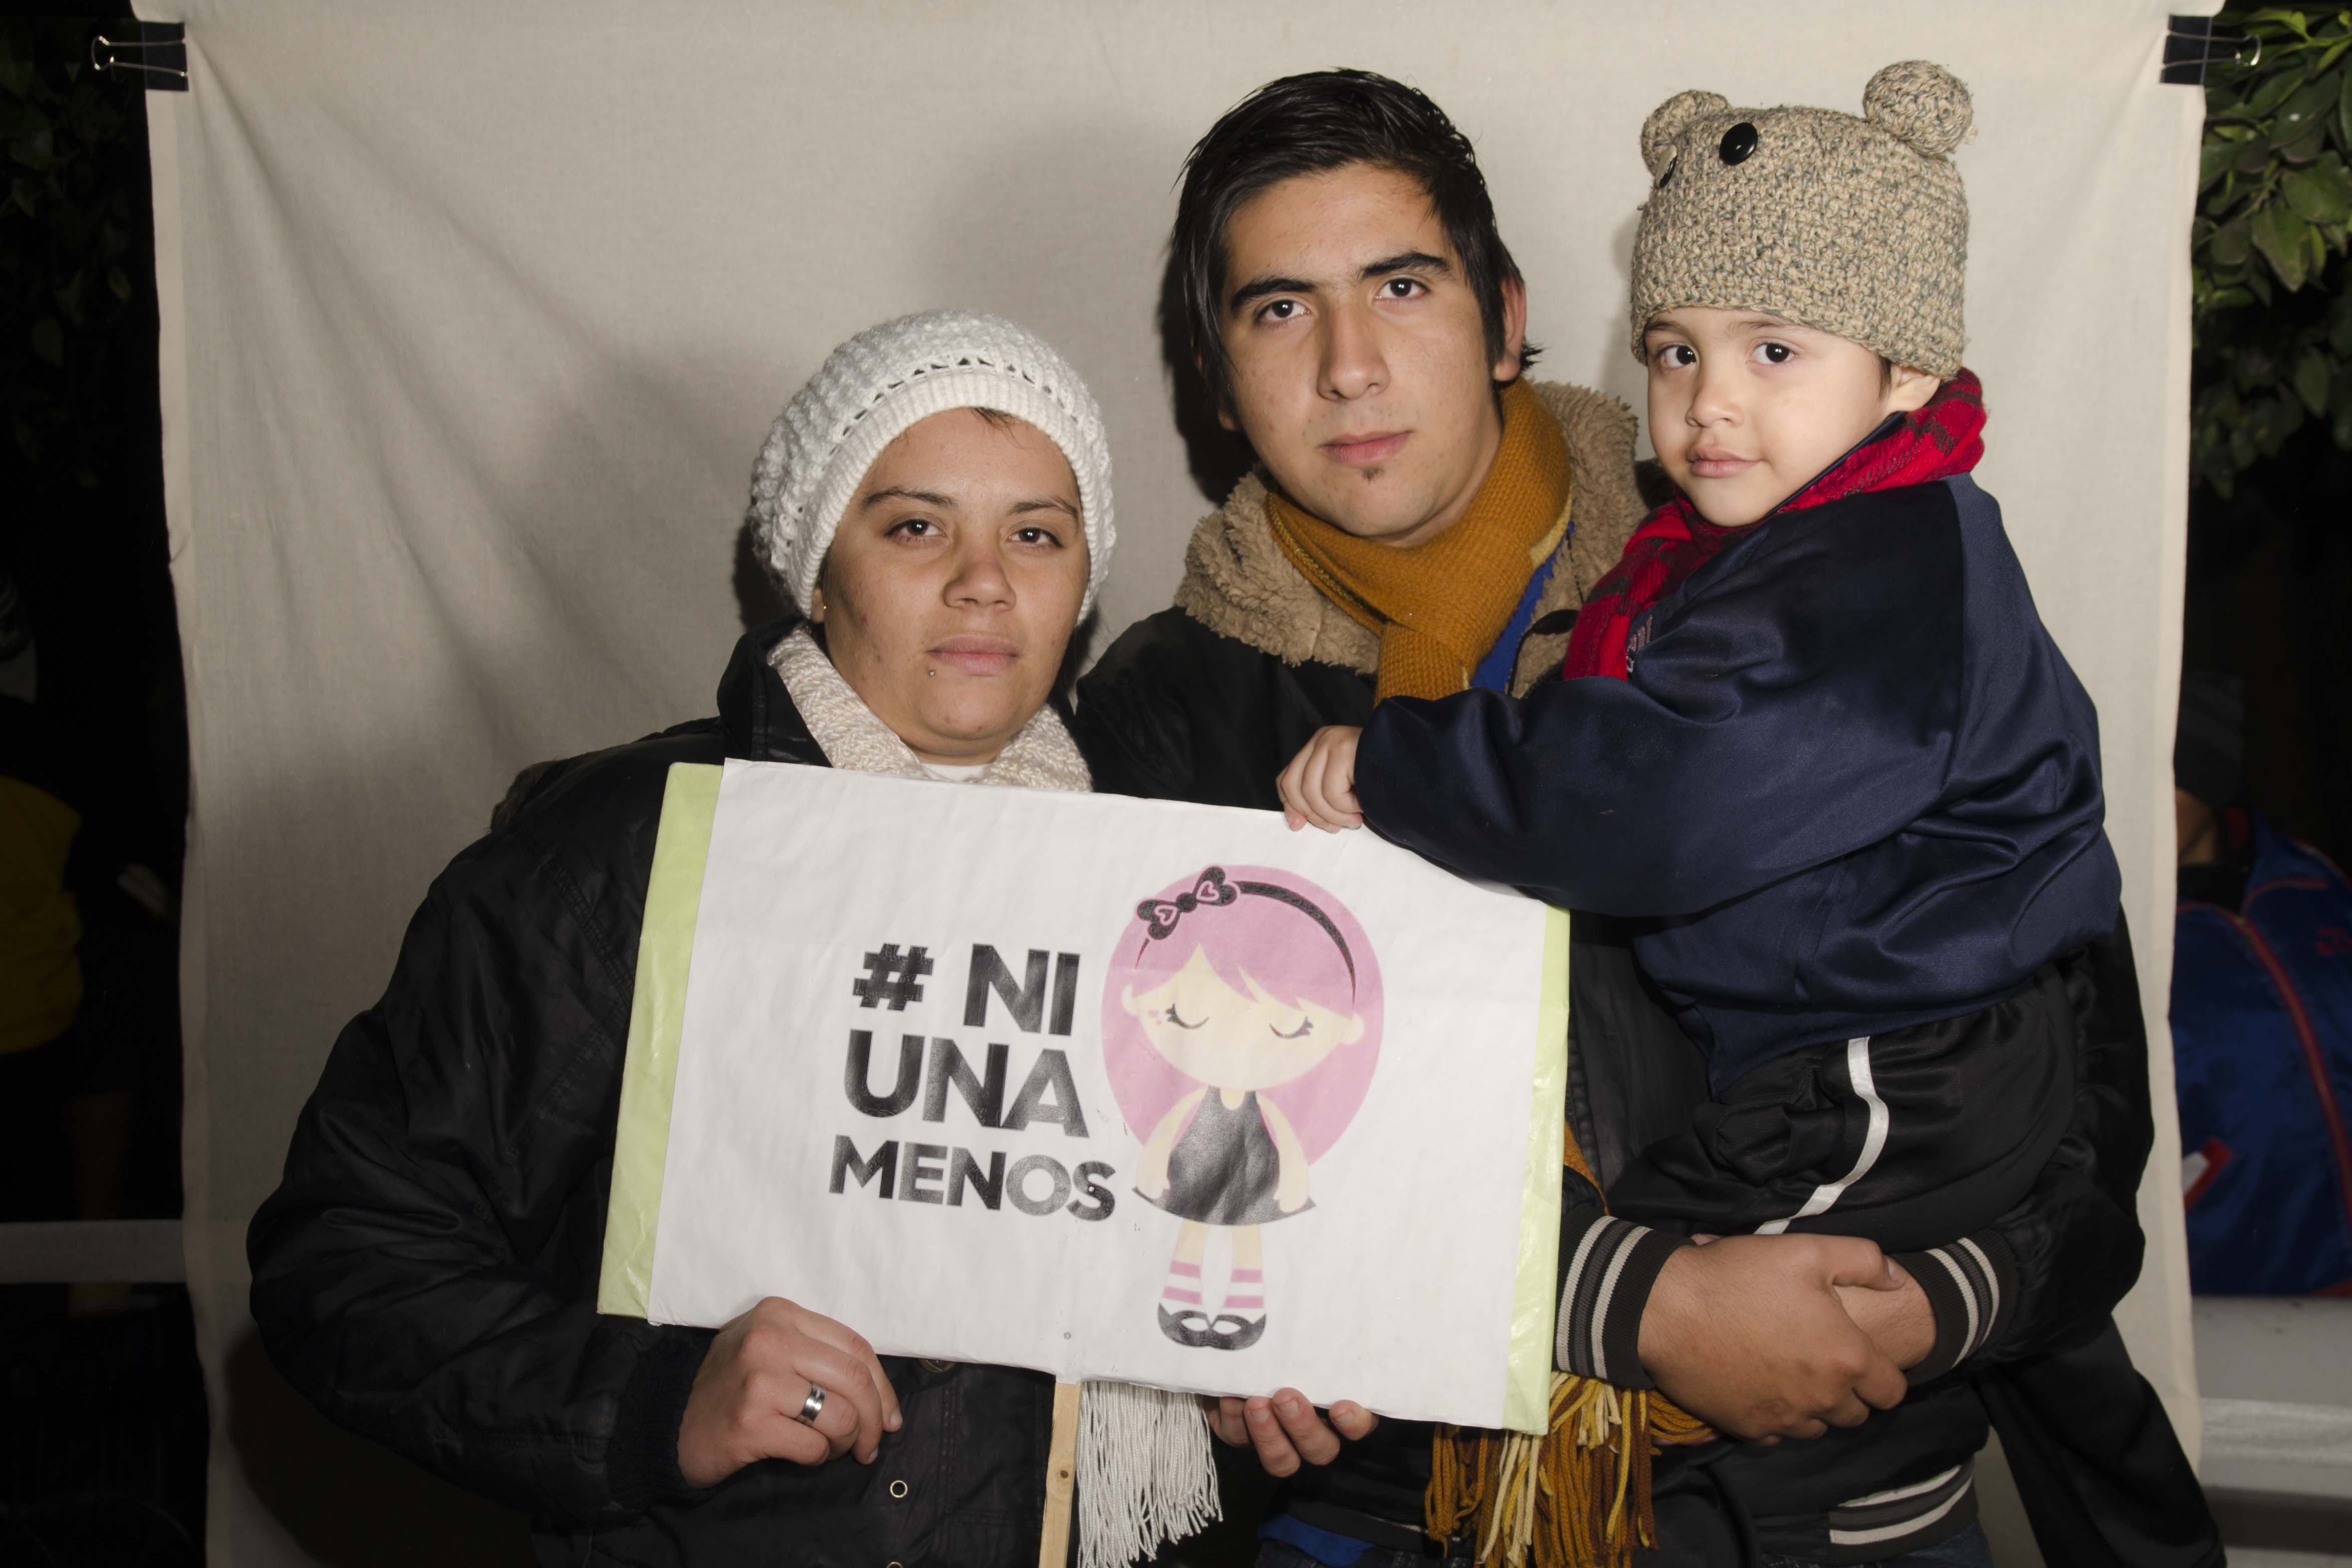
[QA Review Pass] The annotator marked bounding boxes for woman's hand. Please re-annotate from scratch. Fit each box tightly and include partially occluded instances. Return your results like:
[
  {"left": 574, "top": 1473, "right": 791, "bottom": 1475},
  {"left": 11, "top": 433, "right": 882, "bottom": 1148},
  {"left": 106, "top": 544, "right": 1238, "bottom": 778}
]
[
  {"left": 677, "top": 1297, "right": 903, "bottom": 1486},
  {"left": 1206, "top": 1389, "right": 1379, "bottom": 1477},
  {"left": 1278, "top": 726, "right": 1364, "bottom": 833}
]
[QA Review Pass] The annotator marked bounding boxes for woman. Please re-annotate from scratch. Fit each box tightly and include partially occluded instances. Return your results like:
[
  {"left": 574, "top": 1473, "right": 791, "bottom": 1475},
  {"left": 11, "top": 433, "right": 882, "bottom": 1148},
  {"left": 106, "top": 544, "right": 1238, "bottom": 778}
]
[{"left": 248, "top": 312, "right": 1123, "bottom": 1567}]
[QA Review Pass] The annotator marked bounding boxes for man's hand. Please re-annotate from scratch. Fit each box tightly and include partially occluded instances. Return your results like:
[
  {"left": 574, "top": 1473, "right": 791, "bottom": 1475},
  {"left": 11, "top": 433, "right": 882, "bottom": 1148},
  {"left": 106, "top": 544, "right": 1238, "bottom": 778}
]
[
  {"left": 1278, "top": 726, "right": 1363, "bottom": 833},
  {"left": 1836, "top": 1264, "right": 1935, "bottom": 1370},
  {"left": 677, "top": 1297, "right": 902, "bottom": 1487},
  {"left": 1206, "top": 1388, "right": 1378, "bottom": 1477},
  {"left": 1638, "top": 1234, "right": 1909, "bottom": 1441}
]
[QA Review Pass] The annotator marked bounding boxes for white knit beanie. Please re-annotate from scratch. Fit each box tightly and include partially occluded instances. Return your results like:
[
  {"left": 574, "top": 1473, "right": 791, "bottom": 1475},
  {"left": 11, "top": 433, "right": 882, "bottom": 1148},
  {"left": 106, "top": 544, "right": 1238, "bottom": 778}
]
[{"left": 747, "top": 310, "right": 1117, "bottom": 618}]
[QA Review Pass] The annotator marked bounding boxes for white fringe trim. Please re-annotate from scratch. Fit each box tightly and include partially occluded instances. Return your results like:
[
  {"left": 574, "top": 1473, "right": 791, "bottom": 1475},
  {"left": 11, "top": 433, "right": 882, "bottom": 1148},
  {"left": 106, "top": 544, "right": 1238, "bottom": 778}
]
[{"left": 1077, "top": 1381, "right": 1220, "bottom": 1568}]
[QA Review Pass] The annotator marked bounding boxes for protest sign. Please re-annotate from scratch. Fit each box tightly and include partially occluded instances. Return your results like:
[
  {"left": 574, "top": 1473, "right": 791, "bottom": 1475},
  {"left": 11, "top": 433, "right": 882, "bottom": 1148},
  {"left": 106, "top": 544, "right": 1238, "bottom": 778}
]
[{"left": 600, "top": 760, "right": 1566, "bottom": 1431}]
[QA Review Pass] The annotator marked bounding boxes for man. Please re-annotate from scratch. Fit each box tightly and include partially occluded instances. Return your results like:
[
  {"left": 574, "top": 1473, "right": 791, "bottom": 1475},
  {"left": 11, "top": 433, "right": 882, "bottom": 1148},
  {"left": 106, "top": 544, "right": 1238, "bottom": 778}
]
[{"left": 1073, "top": 71, "right": 2162, "bottom": 1565}]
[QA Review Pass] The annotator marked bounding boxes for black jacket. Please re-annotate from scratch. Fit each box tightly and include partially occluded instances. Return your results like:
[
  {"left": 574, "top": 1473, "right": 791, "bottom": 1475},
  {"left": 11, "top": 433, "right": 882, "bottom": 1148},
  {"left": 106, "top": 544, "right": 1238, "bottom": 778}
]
[
  {"left": 248, "top": 622, "right": 1059, "bottom": 1568},
  {"left": 1075, "top": 601, "right": 2166, "bottom": 1557}
]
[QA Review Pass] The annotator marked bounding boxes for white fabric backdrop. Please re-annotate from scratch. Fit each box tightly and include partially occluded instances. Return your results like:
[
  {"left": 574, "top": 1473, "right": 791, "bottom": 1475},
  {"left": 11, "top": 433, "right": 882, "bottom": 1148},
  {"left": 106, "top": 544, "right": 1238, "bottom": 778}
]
[{"left": 140, "top": 2, "right": 2213, "bottom": 1561}]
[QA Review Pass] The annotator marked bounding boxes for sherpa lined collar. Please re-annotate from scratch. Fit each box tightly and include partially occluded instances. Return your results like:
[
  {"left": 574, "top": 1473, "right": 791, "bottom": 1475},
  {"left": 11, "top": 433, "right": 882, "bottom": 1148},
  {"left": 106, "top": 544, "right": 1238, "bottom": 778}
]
[{"left": 1170, "top": 381, "right": 1647, "bottom": 700}]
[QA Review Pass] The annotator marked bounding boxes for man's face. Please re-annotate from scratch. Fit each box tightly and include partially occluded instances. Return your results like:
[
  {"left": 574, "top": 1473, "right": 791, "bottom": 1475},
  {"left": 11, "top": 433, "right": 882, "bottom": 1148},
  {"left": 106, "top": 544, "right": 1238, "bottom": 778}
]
[
  {"left": 1216, "top": 162, "right": 1525, "bottom": 550},
  {"left": 1643, "top": 308, "right": 1938, "bottom": 528}
]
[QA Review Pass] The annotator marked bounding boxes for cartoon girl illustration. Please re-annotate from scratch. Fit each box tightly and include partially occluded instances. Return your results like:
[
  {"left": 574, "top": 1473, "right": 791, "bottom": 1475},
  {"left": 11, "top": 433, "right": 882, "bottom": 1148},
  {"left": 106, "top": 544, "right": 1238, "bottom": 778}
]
[{"left": 1102, "top": 866, "right": 1383, "bottom": 1350}]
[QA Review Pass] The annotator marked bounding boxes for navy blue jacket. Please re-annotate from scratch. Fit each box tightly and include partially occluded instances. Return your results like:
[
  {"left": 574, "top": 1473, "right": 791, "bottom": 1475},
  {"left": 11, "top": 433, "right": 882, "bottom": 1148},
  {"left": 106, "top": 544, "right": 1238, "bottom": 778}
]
[{"left": 1357, "top": 474, "right": 2122, "bottom": 1087}]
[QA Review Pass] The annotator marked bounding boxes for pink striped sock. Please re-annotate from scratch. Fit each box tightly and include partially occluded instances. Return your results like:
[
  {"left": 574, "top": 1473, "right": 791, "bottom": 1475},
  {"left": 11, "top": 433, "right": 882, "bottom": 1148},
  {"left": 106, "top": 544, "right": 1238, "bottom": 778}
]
[
  {"left": 1162, "top": 1259, "right": 1203, "bottom": 1306},
  {"left": 1223, "top": 1266, "right": 1264, "bottom": 1312}
]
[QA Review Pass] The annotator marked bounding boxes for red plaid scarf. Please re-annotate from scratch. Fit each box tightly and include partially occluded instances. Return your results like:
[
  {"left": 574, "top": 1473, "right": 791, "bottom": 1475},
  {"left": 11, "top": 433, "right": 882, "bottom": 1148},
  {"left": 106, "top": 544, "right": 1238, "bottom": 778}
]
[{"left": 1561, "top": 371, "right": 1988, "bottom": 681}]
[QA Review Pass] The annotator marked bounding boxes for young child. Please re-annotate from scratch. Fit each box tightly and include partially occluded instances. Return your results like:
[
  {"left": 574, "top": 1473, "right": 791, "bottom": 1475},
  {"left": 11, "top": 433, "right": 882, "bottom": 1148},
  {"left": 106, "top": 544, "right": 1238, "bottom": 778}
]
[{"left": 1277, "top": 63, "right": 2171, "bottom": 1564}]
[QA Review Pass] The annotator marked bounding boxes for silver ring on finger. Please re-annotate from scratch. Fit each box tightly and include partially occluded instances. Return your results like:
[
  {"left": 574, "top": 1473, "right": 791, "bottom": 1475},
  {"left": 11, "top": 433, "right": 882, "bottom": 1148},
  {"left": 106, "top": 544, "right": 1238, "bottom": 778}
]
[{"left": 798, "top": 1383, "right": 826, "bottom": 1423}]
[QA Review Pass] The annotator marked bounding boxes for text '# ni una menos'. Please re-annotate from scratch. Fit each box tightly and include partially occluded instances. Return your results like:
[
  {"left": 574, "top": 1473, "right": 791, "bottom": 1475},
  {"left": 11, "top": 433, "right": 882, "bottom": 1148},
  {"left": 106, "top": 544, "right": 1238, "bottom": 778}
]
[{"left": 831, "top": 943, "right": 1113, "bottom": 1222}]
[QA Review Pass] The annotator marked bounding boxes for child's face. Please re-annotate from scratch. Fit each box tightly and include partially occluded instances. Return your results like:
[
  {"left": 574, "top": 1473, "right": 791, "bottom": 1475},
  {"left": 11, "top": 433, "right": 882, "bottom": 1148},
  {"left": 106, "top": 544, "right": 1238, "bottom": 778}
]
[
  {"left": 1643, "top": 308, "right": 1940, "bottom": 527},
  {"left": 1121, "top": 946, "right": 1365, "bottom": 1092}
]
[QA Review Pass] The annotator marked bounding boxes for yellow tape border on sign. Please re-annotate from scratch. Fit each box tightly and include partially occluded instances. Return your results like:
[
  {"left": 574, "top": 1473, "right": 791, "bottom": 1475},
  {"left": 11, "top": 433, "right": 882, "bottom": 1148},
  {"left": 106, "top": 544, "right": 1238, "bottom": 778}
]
[
  {"left": 596, "top": 762, "right": 723, "bottom": 1318},
  {"left": 1501, "top": 905, "right": 1571, "bottom": 1433}
]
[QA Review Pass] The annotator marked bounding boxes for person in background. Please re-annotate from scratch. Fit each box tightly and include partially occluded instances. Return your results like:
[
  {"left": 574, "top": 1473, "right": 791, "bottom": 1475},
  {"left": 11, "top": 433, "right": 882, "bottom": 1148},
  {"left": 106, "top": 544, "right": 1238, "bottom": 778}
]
[
  {"left": 0, "top": 569, "right": 179, "bottom": 1316},
  {"left": 2172, "top": 668, "right": 2352, "bottom": 1295},
  {"left": 0, "top": 572, "right": 86, "bottom": 1226}
]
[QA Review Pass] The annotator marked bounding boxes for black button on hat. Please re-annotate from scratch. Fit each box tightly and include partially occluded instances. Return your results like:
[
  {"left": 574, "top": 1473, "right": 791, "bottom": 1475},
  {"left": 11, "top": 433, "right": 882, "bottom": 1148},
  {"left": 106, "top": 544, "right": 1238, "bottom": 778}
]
[{"left": 1719, "top": 121, "right": 1758, "bottom": 164}]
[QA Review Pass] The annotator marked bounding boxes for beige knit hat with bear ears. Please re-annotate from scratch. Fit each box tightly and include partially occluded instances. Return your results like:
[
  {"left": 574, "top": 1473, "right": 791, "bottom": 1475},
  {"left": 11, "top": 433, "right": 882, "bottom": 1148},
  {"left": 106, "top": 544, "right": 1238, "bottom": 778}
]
[{"left": 1629, "top": 61, "right": 1973, "bottom": 378}]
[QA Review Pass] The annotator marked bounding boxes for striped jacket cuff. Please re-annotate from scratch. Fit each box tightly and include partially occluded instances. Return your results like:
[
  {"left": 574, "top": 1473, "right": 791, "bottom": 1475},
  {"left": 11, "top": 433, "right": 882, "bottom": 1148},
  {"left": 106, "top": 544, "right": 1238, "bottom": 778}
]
[
  {"left": 1896, "top": 1232, "right": 2019, "bottom": 1384},
  {"left": 1555, "top": 1206, "right": 1688, "bottom": 1388}
]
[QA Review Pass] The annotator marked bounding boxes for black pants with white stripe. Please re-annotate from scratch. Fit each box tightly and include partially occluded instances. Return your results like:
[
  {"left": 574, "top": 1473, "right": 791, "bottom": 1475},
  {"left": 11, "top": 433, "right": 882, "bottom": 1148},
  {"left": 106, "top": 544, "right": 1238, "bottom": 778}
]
[{"left": 1607, "top": 966, "right": 2079, "bottom": 1563}]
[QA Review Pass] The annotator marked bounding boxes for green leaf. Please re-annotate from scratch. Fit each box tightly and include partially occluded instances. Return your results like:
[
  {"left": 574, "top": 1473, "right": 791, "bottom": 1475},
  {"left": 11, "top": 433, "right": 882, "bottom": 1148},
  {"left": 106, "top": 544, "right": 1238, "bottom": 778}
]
[
  {"left": 2253, "top": 201, "right": 2314, "bottom": 288},
  {"left": 2275, "top": 77, "right": 2340, "bottom": 144},
  {"left": 9, "top": 123, "right": 52, "bottom": 169},
  {"left": 29, "top": 313, "right": 60, "bottom": 366},
  {"left": 106, "top": 264, "right": 128, "bottom": 302},
  {"left": 2285, "top": 165, "right": 2351, "bottom": 221},
  {"left": 2282, "top": 125, "right": 2329, "bottom": 163},
  {"left": 2211, "top": 286, "right": 2258, "bottom": 310},
  {"left": 2295, "top": 346, "right": 2332, "bottom": 412},
  {"left": 2209, "top": 122, "right": 2259, "bottom": 141},
  {"left": 2203, "top": 137, "right": 2240, "bottom": 190},
  {"left": 2237, "top": 137, "right": 2274, "bottom": 173},
  {"left": 2341, "top": 56, "right": 2352, "bottom": 145},
  {"left": 2256, "top": 393, "right": 2306, "bottom": 456},
  {"left": 2211, "top": 212, "right": 2255, "bottom": 266},
  {"left": 2251, "top": 68, "right": 2307, "bottom": 117}
]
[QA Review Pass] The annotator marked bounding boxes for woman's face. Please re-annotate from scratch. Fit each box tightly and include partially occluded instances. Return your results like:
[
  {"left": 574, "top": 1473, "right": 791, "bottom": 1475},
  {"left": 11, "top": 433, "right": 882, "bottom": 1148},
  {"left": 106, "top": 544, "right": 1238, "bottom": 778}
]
[
  {"left": 1121, "top": 946, "right": 1364, "bottom": 1092},
  {"left": 815, "top": 409, "right": 1089, "bottom": 764}
]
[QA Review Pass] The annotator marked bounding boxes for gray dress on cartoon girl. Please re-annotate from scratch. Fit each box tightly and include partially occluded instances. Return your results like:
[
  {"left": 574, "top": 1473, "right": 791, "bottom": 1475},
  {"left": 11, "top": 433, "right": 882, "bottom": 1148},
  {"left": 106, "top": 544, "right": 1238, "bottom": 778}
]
[{"left": 1147, "top": 1090, "right": 1313, "bottom": 1226}]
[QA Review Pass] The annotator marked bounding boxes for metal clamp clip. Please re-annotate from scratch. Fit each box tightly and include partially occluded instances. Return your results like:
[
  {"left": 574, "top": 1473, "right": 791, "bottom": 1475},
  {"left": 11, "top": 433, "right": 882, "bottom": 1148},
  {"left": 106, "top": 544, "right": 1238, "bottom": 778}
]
[{"left": 91, "top": 22, "right": 188, "bottom": 91}]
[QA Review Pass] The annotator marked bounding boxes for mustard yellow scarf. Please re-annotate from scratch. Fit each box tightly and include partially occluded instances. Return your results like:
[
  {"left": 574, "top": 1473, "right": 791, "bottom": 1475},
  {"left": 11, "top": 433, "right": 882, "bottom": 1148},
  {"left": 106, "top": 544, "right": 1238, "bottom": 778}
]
[{"left": 1266, "top": 379, "right": 1573, "bottom": 702}]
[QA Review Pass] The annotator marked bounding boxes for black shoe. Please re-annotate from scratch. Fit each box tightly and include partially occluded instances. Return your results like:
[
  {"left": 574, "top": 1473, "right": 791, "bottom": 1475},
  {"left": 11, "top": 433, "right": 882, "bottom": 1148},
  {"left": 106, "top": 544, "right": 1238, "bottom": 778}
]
[
  {"left": 1208, "top": 1311, "right": 1266, "bottom": 1349},
  {"left": 1158, "top": 1304, "right": 1218, "bottom": 1348}
]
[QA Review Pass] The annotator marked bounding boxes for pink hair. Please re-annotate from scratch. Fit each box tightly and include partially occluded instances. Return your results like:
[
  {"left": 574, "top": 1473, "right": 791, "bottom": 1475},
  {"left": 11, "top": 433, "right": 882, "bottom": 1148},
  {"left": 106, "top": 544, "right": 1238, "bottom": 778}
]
[{"left": 1100, "top": 865, "right": 1385, "bottom": 1162}]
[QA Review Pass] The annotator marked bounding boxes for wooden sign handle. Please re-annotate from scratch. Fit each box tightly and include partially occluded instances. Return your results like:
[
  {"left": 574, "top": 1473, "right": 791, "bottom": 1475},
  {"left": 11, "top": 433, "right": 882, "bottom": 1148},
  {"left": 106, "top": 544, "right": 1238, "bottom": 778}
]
[{"left": 1038, "top": 1381, "right": 1081, "bottom": 1568}]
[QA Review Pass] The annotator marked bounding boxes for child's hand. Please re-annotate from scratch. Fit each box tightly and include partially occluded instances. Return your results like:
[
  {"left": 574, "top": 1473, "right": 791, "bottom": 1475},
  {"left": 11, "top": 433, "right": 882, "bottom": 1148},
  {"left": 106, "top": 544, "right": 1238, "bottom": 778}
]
[{"left": 1278, "top": 726, "right": 1364, "bottom": 833}]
